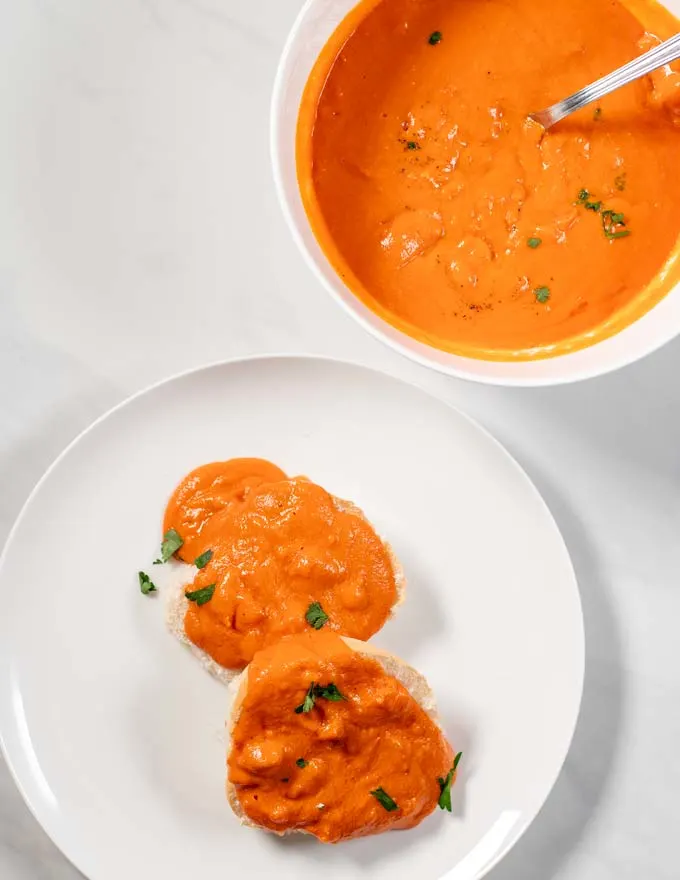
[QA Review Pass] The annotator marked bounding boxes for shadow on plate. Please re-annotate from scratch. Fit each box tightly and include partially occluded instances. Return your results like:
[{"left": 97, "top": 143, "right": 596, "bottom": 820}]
[
  {"left": 485, "top": 471, "right": 625, "bottom": 880},
  {"left": 376, "top": 534, "right": 448, "bottom": 654}
]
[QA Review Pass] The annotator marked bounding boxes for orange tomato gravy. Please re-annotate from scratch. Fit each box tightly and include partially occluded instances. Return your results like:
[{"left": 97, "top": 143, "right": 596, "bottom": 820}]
[
  {"left": 298, "top": 0, "right": 680, "bottom": 360},
  {"left": 163, "top": 460, "right": 399, "bottom": 670},
  {"left": 228, "top": 631, "right": 454, "bottom": 842}
]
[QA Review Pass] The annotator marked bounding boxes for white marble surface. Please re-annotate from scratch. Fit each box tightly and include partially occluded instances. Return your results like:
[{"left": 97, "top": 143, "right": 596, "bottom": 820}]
[{"left": 0, "top": 1, "right": 678, "bottom": 877}]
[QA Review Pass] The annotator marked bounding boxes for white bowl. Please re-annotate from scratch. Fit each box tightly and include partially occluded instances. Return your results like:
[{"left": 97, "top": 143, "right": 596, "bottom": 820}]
[{"left": 271, "top": 0, "right": 680, "bottom": 386}]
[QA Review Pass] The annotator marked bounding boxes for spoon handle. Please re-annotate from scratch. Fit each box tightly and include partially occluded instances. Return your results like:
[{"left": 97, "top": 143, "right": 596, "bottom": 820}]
[{"left": 532, "top": 32, "right": 680, "bottom": 128}]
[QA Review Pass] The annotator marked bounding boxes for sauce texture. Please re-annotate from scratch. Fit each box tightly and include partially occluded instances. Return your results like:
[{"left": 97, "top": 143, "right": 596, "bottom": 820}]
[
  {"left": 164, "top": 460, "right": 399, "bottom": 670},
  {"left": 298, "top": 0, "right": 680, "bottom": 359},
  {"left": 228, "top": 631, "right": 455, "bottom": 842}
]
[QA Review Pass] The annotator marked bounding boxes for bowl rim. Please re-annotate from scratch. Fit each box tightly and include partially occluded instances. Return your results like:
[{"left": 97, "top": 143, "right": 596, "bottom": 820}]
[{"left": 270, "top": 0, "right": 680, "bottom": 387}]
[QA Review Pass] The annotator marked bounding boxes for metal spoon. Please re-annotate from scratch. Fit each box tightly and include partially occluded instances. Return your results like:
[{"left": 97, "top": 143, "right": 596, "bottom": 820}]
[{"left": 530, "top": 33, "right": 680, "bottom": 129}]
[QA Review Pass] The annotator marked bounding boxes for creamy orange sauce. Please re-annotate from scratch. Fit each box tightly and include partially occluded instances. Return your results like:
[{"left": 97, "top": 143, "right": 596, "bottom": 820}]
[
  {"left": 163, "top": 458, "right": 287, "bottom": 563},
  {"left": 228, "top": 631, "right": 454, "bottom": 842},
  {"left": 298, "top": 0, "right": 680, "bottom": 360},
  {"left": 164, "top": 460, "right": 399, "bottom": 670}
]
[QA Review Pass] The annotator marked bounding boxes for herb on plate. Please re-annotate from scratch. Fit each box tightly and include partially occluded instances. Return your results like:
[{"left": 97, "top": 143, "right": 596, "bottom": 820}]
[
  {"left": 534, "top": 286, "right": 551, "bottom": 304},
  {"left": 428, "top": 31, "right": 443, "bottom": 45},
  {"left": 138, "top": 571, "right": 157, "bottom": 595},
  {"left": 160, "top": 528, "right": 183, "bottom": 562},
  {"left": 296, "top": 758, "right": 308, "bottom": 769},
  {"left": 527, "top": 237, "right": 542, "bottom": 249}
]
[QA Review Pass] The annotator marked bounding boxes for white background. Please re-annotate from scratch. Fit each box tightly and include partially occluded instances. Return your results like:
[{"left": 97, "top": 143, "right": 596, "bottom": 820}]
[{"left": 0, "top": 1, "right": 678, "bottom": 878}]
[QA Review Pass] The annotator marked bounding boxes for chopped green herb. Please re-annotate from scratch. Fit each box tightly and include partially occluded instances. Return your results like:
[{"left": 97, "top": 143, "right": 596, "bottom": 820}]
[
  {"left": 295, "top": 681, "right": 317, "bottom": 714},
  {"left": 294, "top": 681, "right": 347, "bottom": 713},
  {"left": 315, "top": 683, "right": 347, "bottom": 702},
  {"left": 184, "top": 584, "right": 216, "bottom": 606},
  {"left": 575, "top": 190, "right": 632, "bottom": 240},
  {"left": 194, "top": 549, "right": 213, "bottom": 570},
  {"left": 534, "top": 286, "right": 551, "bottom": 303},
  {"left": 406, "top": 141, "right": 420, "bottom": 151},
  {"left": 615, "top": 173, "right": 627, "bottom": 192},
  {"left": 138, "top": 571, "right": 157, "bottom": 595},
  {"left": 305, "top": 602, "right": 329, "bottom": 630},
  {"left": 160, "top": 528, "right": 183, "bottom": 562},
  {"left": 527, "top": 237, "right": 542, "bottom": 249},
  {"left": 593, "top": 107, "right": 602, "bottom": 121},
  {"left": 296, "top": 758, "right": 308, "bottom": 769},
  {"left": 437, "top": 752, "right": 462, "bottom": 812},
  {"left": 428, "top": 30, "right": 443, "bottom": 45},
  {"left": 601, "top": 209, "right": 631, "bottom": 240},
  {"left": 152, "top": 559, "right": 163, "bottom": 565},
  {"left": 371, "top": 787, "right": 399, "bottom": 812}
]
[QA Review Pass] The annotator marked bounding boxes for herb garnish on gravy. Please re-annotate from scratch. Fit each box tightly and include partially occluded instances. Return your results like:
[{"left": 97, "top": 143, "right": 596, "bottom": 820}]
[
  {"left": 294, "top": 681, "right": 347, "bottom": 714},
  {"left": 438, "top": 751, "right": 463, "bottom": 811},
  {"left": 371, "top": 787, "right": 399, "bottom": 811},
  {"left": 160, "top": 527, "right": 183, "bottom": 562},
  {"left": 305, "top": 601, "right": 329, "bottom": 629},
  {"left": 162, "top": 458, "right": 401, "bottom": 672},
  {"left": 194, "top": 548, "right": 213, "bottom": 569},
  {"left": 298, "top": 0, "right": 680, "bottom": 359},
  {"left": 228, "top": 632, "right": 458, "bottom": 843},
  {"left": 185, "top": 584, "right": 216, "bottom": 606}
]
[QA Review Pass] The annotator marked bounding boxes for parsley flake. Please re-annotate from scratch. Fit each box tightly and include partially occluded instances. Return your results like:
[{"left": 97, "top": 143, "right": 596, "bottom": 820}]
[
  {"left": 601, "top": 209, "right": 631, "bottom": 240},
  {"left": 305, "top": 602, "right": 329, "bottom": 630},
  {"left": 316, "top": 683, "right": 346, "bottom": 702},
  {"left": 194, "top": 549, "right": 213, "bottom": 570},
  {"left": 185, "top": 584, "right": 216, "bottom": 606},
  {"left": 160, "top": 528, "right": 183, "bottom": 562},
  {"left": 534, "top": 286, "right": 551, "bottom": 303},
  {"left": 294, "top": 682, "right": 347, "bottom": 713},
  {"left": 371, "top": 787, "right": 399, "bottom": 811},
  {"left": 296, "top": 758, "right": 308, "bottom": 768},
  {"left": 428, "top": 31, "right": 443, "bottom": 45},
  {"left": 138, "top": 571, "right": 157, "bottom": 595},
  {"left": 438, "top": 752, "right": 462, "bottom": 811},
  {"left": 295, "top": 681, "right": 317, "bottom": 714},
  {"left": 527, "top": 237, "right": 542, "bottom": 249}
]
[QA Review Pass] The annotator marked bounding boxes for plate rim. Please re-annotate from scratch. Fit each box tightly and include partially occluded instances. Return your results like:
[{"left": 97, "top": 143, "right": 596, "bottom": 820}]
[{"left": 0, "top": 353, "right": 585, "bottom": 880}]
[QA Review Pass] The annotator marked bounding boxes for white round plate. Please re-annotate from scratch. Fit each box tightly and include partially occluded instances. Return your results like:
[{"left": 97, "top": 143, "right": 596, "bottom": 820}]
[{"left": 0, "top": 356, "right": 583, "bottom": 880}]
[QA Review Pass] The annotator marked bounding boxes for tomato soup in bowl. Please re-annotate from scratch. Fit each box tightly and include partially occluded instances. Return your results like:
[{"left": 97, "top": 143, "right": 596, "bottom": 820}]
[{"left": 272, "top": 0, "right": 680, "bottom": 385}]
